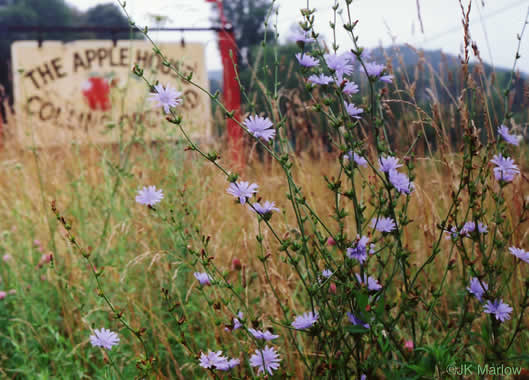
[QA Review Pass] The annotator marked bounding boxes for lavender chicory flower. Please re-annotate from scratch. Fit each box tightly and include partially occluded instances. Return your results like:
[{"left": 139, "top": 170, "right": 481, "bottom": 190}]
[
  {"left": 292, "top": 311, "right": 319, "bottom": 330},
  {"left": 194, "top": 272, "right": 211, "bottom": 286},
  {"left": 244, "top": 115, "right": 276, "bottom": 142},
  {"left": 355, "top": 273, "right": 382, "bottom": 291},
  {"left": 248, "top": 328, "right": 279, "bottom": 341},
  {"left": 389, "top": 170, "right": 414, "bottom": 194},
  {"left": 347, "top": 312, "right": 370, "bottom": 329},
  {"left": 296, "top": 53, "right": 319, "bottom": 68},
  {"left": 89, "top": 328, "right": 120, "bottom": 350},
  {"left": 344, "top": 101, "right": 364, "bottom": 119},
  {"left": 484, "top": 299, "right": 513, "bottom": 322},
  {"left": 347, "top": 235, "right": 370, "bottom": 263},
  {"left": 370, "top": 217, "right": 396, "bottom": 233},
  {"left": 308, "top": 73, "right": 334, "bottom": 85},
  {"left": 227, "top": 181, "right": 258, "bottom": 204},
  {"left": 136, "top": 186, "right": 164, "bottom": 206},
  {"left": 467, "top": 277, "right": 488, "bottom": 302},
  {"left": 149, "top": 83, "right": 182, "bottom": 114},
  {"left": 250, "top": 346, "right": 281, "bottom": 375},
  {"left": 509, "top": 246, "right": 529, "bottom": 263},
  {"left": 490, "top": 154, "right": 520, "bottom": 182},
  {"left": 497, "top": 125, "right": 519, "bottom": 146},
  {"left": 379, "top": 156, "right": 402, "bottom": 173}
]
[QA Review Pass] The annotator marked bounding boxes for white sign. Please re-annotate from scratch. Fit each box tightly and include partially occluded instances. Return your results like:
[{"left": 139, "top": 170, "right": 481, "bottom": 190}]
[{"left": 12, "top": 40, "right": 211, "bottom": 146}]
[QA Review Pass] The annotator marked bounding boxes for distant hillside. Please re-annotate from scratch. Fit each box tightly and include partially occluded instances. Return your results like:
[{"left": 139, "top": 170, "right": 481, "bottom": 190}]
[
  {"left": 363, "top": 45, "right": 528, "bottom": 120},
  {"left": 208, "top": 44, "right": 528, "bottom": 122}
]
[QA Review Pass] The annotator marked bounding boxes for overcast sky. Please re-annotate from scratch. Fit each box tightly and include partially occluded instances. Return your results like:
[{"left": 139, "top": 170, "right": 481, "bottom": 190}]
[{"left": 69, "top": 0, "right": 529, "bottom": 73}]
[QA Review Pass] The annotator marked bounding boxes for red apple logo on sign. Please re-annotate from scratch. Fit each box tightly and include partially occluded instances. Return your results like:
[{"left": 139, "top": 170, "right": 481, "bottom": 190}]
[{"left": 82, "top": 77, "right": 111, "bottom": 111}]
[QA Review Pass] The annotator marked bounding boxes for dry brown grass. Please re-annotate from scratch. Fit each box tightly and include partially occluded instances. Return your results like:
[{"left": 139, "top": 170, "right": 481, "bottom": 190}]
[{"left": 1, "top": 67, "right": 528, "bottom": 376}]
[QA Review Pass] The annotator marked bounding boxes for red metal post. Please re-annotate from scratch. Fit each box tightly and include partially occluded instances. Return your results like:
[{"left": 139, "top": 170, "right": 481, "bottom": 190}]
[{"left": 206, "top": 0, "right": 243, "bottom": 165}]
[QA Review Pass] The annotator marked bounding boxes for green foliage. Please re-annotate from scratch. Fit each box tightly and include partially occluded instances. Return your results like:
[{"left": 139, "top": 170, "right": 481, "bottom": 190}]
[{"left": 219, "top": 0, "right": 275, "bottom": 68}]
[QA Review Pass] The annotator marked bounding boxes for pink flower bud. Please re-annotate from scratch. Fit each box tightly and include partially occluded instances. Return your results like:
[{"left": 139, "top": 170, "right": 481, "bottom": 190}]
[
  {"left": 404, "top": 340, "right": 414, "bottom": 352},
  {"left": 329, "top": 282, "right": 337, "bottom": 294},
  {"left": 33, "top": 239, "right": 41, "bottom": 247},
  {"left": 40, "top": 253, "right": 52, "bottom": 265},
  {"left": 2, "top": 254, "right": 11, "bottom": 262},
  {"left": 0, "top": 291, "right": 6, "bottom": 300},
  {"left": 327, "top": 237, "right": 336, "bottom": 246},
  {"left": 232, "top": 258, "right": 242, "bottom": 270}
]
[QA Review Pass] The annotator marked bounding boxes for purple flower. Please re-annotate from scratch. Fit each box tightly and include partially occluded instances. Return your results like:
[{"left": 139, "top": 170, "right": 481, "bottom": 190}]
[
  {"left": 292, "top": 311, "right": 319, "bottom": 330},
  {"left": 89, "top": 328, "right": 120, "bottom": 350},
  {"left": 199, "top": 351, "right": 229, "bottom": 370},
  {"left": 344, "top": 151, "right": 367, "bottom": 167},
  {"left": 490, "top": 154, "right": 520, "bottom": 182},
  {"left": 484, "top": 299, "right": 513, "bottom": 322},
  {"left": 497, "top": 125, "right": 519, "bottom": 146},
  {"left": 365, "top": 62, "right": 385, "bottom": 78},
  {"left": 447, "top": 222, "right": 487, "bottom": 239},
  {"left": 361, "top": 375, "right": 367, "bottom": 380},
  {"left": 467, "top": 277, "right": 488, "bottom": 302},
  {"left": 225, "top": 312, "right": 244, "bottom": 331},
  {"left": 389, "top": 170, "right": 414, "bottom": 194},
  {"left": 149, "top": 83, "right": 183, "bottom": 114},
  {"left": 347, "top": 235, "right": 370, "bottom": 263},
  {"left": 194, "top": 272, "right": 211, "bottom": 286},
  {"left": 343, "top": 81, "right": 359, "bottom": 95},
  {"left": 248, "top": 328, "right": 279, "bottom": 341},
  {"left": 324, "top": 53, "right": 353, "bottom": 81},
  {"left": 380, "top": 75, "right": 394, "bottom": 83},
  {"left": 244, "top": 115, "right": 276, "bottom": 142},
  {"left": 379, "top": 156, "right": 402, "bottom": 173},
  {"left": 250, "top": 201, "right": 280, "bottom": 216},
  {"left": 289, "top": 29, "right": 314, "bottom": 44},
  {"left": 222, "top": 358, "right": 240, "bottom": 370},
  {"left": 370, "top": 217, "right": 396, "bottom": 233},
  {"left": 355, "top": 273, "right": 382, "bottom": 291},
  {"left": 227, "top": 181, "right": 258, "bottom": 204},
  {"left": 344, "top": 101, "right": 364, "bottom": 119},
  {"left": 214, "top": 357, "right": 241, "bottom": 371},
  {"left": 250, "top": 346, "right": 281, "bottom": 375},
  {"left": 296, "top": 53, "right": 319, "bottom": 68},
  {"left": 347, "top": 312, "right": 370, "bottom": 329},
  {"left": 321, "top": 269, "right": 333, "bottom": 278},
  {"left": 353, "top": 152, "right": 368, "bottom": 167},
  {"left": 460, "top": 221, "right": 488, "bottom": 236},
  {"left": 308, "top": 74, "right": 334, "bottom": 85},
  {"left": 509, "top": 246, "right": 529, "bottom": 263},
  {"left": 233, "top": 312, "right": 243, "bottom": 329},
  {"left": 445, "top": 226, "right": 460, "bottom": 240},
  {"left": 136, "top": 186, "right": 164, "bottom": 206}
]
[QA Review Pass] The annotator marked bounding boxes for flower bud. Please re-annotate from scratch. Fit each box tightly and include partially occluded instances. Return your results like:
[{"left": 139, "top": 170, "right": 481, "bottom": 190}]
[{"left": 232, "top": 258, "right": 242, "bottom": 270}]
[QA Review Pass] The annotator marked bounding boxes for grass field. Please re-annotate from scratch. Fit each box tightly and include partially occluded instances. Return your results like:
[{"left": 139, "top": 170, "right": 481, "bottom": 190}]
[
  {"left": 1, "top": 1, "right": 529, "bottom": 376},
  {"left": 0, "top": 130, "right": 527, "bottom": 378}
]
